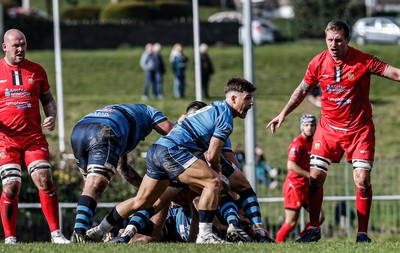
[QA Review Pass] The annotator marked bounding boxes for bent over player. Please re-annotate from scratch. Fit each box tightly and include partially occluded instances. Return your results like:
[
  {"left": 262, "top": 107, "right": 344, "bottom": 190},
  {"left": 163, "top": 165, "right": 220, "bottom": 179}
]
[
  {"left": 267, "top": 20, "right": 400, "bottom": 243},
  {"left": 70, "top": 103, "right": 174, "bottom": 242},
  {"left": 86, "top": 77, "right": 256, "bottom": 244}
]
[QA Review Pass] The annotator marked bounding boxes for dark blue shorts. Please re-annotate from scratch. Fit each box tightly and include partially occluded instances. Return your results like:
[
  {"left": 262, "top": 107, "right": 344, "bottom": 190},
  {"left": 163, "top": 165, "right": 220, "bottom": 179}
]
[
  {"left": 146, "top": 144, "right": 198, "bottom": 180},
  {"left": 71, "top": 122, "right": 121, "bottom": 170}
]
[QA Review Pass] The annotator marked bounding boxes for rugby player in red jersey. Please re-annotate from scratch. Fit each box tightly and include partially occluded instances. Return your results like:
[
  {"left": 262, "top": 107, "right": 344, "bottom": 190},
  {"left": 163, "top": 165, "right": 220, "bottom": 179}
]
[
  {"left": 0, "top": 29, "right": 69, "bottom": 244},
  {"left": 267, "top": 19, "right": 400, "bottom": 243},
  {"left": 275, "top": 115, "right": 324, "bottom": 242}
]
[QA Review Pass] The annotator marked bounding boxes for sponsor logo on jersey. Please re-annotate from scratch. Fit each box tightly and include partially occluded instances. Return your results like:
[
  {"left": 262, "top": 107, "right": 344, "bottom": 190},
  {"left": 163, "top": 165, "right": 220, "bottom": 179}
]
[
  {"left": 0, "top": 79, "right": 7, "bottom": 83},
  {"left": 27, "top": 77, "right": 34, "bottom": 84},
  {"left": 348, "top": 72, "right": 355, "bottom": 80},
  {"left": 314, "top": 141, "right": 321, "bottom": 150},
  {"left": 0, "top": 152, "right": 6, "bottom": 159}
]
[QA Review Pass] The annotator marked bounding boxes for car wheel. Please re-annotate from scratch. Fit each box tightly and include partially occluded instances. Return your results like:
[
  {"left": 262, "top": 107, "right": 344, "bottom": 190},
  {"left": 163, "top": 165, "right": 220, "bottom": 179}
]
[{"left": 355, "top": 36, "right": 366, "bottom": 45}]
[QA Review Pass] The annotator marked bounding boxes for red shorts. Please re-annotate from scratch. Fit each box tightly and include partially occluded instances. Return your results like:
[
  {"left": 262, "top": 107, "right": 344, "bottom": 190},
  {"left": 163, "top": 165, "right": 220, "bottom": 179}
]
[
  {"left": 311, "top": 118, "right": 375, "bottom": 163},
  {"left": 0, "top": 133, "right": 50, "bottom": 167},
  {"left": 282, "top": 179, "right": 308, "bottom": 211}
]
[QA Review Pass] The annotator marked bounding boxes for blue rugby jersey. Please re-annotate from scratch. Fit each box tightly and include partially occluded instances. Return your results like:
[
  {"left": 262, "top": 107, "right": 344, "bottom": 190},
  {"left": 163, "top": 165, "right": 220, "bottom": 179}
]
[
  {"left": 78, "top": 104, "right": 167, "bottom": 154},
  {"left": 155, "top": 100, "right": 233, "bottom": 153}
]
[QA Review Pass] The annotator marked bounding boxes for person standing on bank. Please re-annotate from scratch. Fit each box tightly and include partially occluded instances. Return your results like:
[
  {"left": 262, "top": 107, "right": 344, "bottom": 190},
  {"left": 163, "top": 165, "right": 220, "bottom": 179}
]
[
  {"left": 0, "top": 29, "right": 69, "bottom": 244},
  {"left": 200, "top": 43, "right": 214, "bottom": 99}
]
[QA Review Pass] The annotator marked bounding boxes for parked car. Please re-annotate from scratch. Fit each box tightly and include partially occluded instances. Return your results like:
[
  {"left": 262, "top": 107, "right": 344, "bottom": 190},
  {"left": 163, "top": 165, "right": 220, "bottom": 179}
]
[
  {"left": 352, "top": 17, "right": 400, "bottom": 45},
  {"left": 207, "top": 11, "right": 242, "bottom": 23},
  {"left": 238, "top": 18, "right": 280, "bottom": 45},
  {"left": 208, "top": 12, "right": 280, "bottom": 45}
]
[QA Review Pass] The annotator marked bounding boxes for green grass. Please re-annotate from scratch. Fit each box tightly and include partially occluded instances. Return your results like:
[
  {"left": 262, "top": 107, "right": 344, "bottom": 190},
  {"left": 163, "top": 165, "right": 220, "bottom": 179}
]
[{"left": 2, "top": 241, "right": 400, "bottom": 252}]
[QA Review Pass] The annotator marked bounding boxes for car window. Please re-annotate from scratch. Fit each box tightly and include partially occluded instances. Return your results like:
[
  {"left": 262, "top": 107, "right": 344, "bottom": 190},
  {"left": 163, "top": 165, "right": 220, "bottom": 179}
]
[
  {"left": 381, "top": 19, "right": 393, "bottom": 28},
  {"left": 364, "top": 19, "right": 375, "bottom": 27}
]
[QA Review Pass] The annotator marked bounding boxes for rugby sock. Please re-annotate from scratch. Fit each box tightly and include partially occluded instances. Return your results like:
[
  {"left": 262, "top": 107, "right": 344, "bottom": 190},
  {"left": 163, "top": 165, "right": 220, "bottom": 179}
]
[
  {"left": 308, "top": 185, "right": 323, "bottom": 227},
  {"left": 122, "top": 207, "right": 155, "bottom": 240},
  {"left": 198, "top": 210, "right": 216, "bottom": 236},
  {"left": 356, "top": 185, "right": 372, "bottom": 233},
  {"left": 238, "top": 188, "right": 263, "bottom": 225},
  {"left": 219, "top": 194, "right": 239, "bottom": 225},
  {"left": 39, "top": 184, "right": 60, "bottom": 232},
  {"left": 299, "top": 222, "right": 311, "bottom": 236},
  {"left": 0, "top": 191, "right": 18, "bottom": 238},
  {"left": 99, "top": 207, "right": 125, "bottom": 233},
  {"left": 74, "top": 195, "right": 97, "bottom": 235},
  {"left": 275, "top": 222, "right": 294, "bottom": 242}
]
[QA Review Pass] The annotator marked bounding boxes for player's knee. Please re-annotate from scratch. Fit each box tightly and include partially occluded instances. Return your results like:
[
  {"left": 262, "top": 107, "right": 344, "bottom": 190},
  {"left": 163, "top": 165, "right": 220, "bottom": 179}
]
[
  {"left": 0, "top": 164, "right": 22, "bottom": 187},
  {"left": 29, "top": 162, "right": 54, "bottom": 189},
  {"left": 353, "top": 163, "right": 372, "bottom": 189}
]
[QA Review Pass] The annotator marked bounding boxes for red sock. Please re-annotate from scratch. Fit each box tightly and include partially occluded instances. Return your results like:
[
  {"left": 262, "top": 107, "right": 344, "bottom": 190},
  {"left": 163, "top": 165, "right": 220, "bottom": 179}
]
[
  {"left": 39, "top": 184, "right": 60, "bottom": 232},
  {"left": 356, "top": 185, "right": 372, "bottom": 233},
  {"left": 309, "top": 186, "right": 323, "bottom": 227},
  {"left": 0, "top": 191, "right": 18, "bottom": 238},
  {"left": 299, "top": 222, "right": 310, "bottom": 236},
  {"left": 275, "top": 222, "right": 294, "bottom": 242}
]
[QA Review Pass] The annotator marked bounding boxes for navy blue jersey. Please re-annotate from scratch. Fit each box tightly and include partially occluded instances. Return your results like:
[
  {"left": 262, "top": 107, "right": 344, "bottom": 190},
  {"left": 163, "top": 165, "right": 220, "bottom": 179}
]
[
  {"left": 156, "top": 100, "right": 233, "bottom": 153},
  {"left": 78, "top": 104, "right": 167, "bottom": 154}
]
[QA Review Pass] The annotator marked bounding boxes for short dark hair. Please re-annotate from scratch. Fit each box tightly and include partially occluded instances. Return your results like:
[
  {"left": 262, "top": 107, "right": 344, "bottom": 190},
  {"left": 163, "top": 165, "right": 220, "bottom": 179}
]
[
  {"left": 224, "top": 77, "right": 256, "bottom": 94},
  {"left": 186, "top": 101, "right": 207, "bottom": 113},
  {"left": 325, "top": 19, "right": 350, "bottom": 38}
]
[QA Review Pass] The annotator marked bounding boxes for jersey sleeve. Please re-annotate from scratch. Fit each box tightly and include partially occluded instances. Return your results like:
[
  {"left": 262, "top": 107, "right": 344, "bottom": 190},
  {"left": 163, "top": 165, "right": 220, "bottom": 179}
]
[
  {"left": 213, "top": 110, "right": 233, "bottom": 141},
  {"left": 287, "top": 140, "right": 302, "bottom": 163},
  {"left": 147, "top": 105, "right": 167, "bottom": 126},
  {"left": 303, "top": 53, "right": 325, "bottom": 86},
  {"left": 366, "top": 55, "right": 389, "bottom": 76}
]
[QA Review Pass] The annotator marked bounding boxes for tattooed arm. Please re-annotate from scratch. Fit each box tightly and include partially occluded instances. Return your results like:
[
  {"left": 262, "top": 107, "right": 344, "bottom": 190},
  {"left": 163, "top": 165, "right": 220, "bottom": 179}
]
[
  {"left": 40, "top": 91, "right": 57, "bottom": 132},
  {"left": 266, "top": 81, "right": 311, "bottom": 134}
]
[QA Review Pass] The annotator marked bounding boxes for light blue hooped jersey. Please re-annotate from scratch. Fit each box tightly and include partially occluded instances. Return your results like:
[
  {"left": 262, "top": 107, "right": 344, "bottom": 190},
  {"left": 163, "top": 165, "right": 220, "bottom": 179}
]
[
  {"left": 78, "top": 104, "right": 167, "bottom": 154},
  {"left": 156, "top": 100, "right": 233, "bottom": 153}
]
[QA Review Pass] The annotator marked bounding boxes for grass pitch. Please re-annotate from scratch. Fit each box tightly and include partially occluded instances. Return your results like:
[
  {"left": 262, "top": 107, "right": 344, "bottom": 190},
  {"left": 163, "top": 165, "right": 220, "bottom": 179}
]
[{"left": 2, "top": 241, "right": 400, "bottom": 253}]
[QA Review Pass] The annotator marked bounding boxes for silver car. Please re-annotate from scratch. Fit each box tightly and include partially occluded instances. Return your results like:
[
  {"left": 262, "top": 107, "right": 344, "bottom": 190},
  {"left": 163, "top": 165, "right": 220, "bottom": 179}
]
[{"left": 352, "top": 17, "right": 400, "bottom": 45}]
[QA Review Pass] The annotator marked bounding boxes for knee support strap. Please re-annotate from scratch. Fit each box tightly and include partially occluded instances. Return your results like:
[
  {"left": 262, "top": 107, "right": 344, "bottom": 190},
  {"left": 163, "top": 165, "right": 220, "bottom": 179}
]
[
  {"left": 0, "top": 164, "right": 22, "bottom": 184},
  {"left": 310, "top": 155, "right": 331, "bottom": 173},
  {"left": 87, "top": 165, "right": 115, "bottom": 181},
  {"left": 29, "top": 162, "right": 51, "bottom": 176},
  {"left": 352, "top": 159, "right": 373, "bottom": 171}
]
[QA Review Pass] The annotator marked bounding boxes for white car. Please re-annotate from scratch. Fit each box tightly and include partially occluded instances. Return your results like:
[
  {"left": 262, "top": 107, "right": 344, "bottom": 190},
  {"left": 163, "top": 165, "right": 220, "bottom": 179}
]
[
  {"left": 208, "top": 12, "right": 280, "bottom": 45},
  {"left": 238, "top": 19, "right": 279, "bottom": 45},
  {"left": 352, "top": 17, "right": 400, "bottom": 45}
]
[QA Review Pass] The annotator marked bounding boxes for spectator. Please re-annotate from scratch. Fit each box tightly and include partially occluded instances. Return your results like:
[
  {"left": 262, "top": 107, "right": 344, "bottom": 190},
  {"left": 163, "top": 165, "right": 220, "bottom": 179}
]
[
  {"left": 255, "top": 146, "right": 274, "bottom": 188},
  {"left": 170, "top": 43, "right": 188, "bottom": 98},
  {"left": 140, "top": 43, "right": 155, "bottom": 101},
  {"left": 334, "top": 201, "right": 355, "bottom": 230},
  {"left": 0, "top": 29, "right": 69, "bottom": 244},
  {"left": 234, "top": 144, "right": 245, "bottom": 171},
  {"left": 200, "top": 43, "right": 214, "bottom": 99},
  {"left": 152, "top": 43, "right": 165, "bottom": 99}
]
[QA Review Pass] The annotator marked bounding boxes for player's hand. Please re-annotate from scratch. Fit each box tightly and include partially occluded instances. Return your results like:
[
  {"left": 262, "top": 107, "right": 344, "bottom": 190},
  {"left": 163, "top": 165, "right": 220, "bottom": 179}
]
[
  {"left": 43, "top": 116, "right": 55, "bottom": 131},
  {"left": 266, "top": 114, "right": 285, "bottom": 134}
]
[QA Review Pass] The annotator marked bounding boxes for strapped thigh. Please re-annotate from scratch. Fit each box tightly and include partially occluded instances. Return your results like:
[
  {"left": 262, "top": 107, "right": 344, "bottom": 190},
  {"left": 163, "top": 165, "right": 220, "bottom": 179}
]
[
  {"left": 352, "top": 159, "right": 373, "bottom": 171},
  {"left": 0, "top": 164, "right": 22, "bottom": 185},
  {"left": 87, "top": 164, "right": 116, "bottom": 182},
  {"left": 28, "top": 161, "right": 51, "bottom": 176},
  {"left": 310, "top": 155, "right": 331, "bottom": 173}
]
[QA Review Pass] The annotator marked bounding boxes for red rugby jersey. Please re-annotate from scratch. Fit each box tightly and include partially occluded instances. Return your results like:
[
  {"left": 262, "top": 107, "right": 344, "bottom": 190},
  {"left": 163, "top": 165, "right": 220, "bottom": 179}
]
[
  {"left": 0, "top": 58, "right": 50, "bottom": 136},
  {"left": 304, "top": 47, "right": 388, "bottom": 130},
  {"left": 287, "top": 134, "right": 312, "bottom": 188}
]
